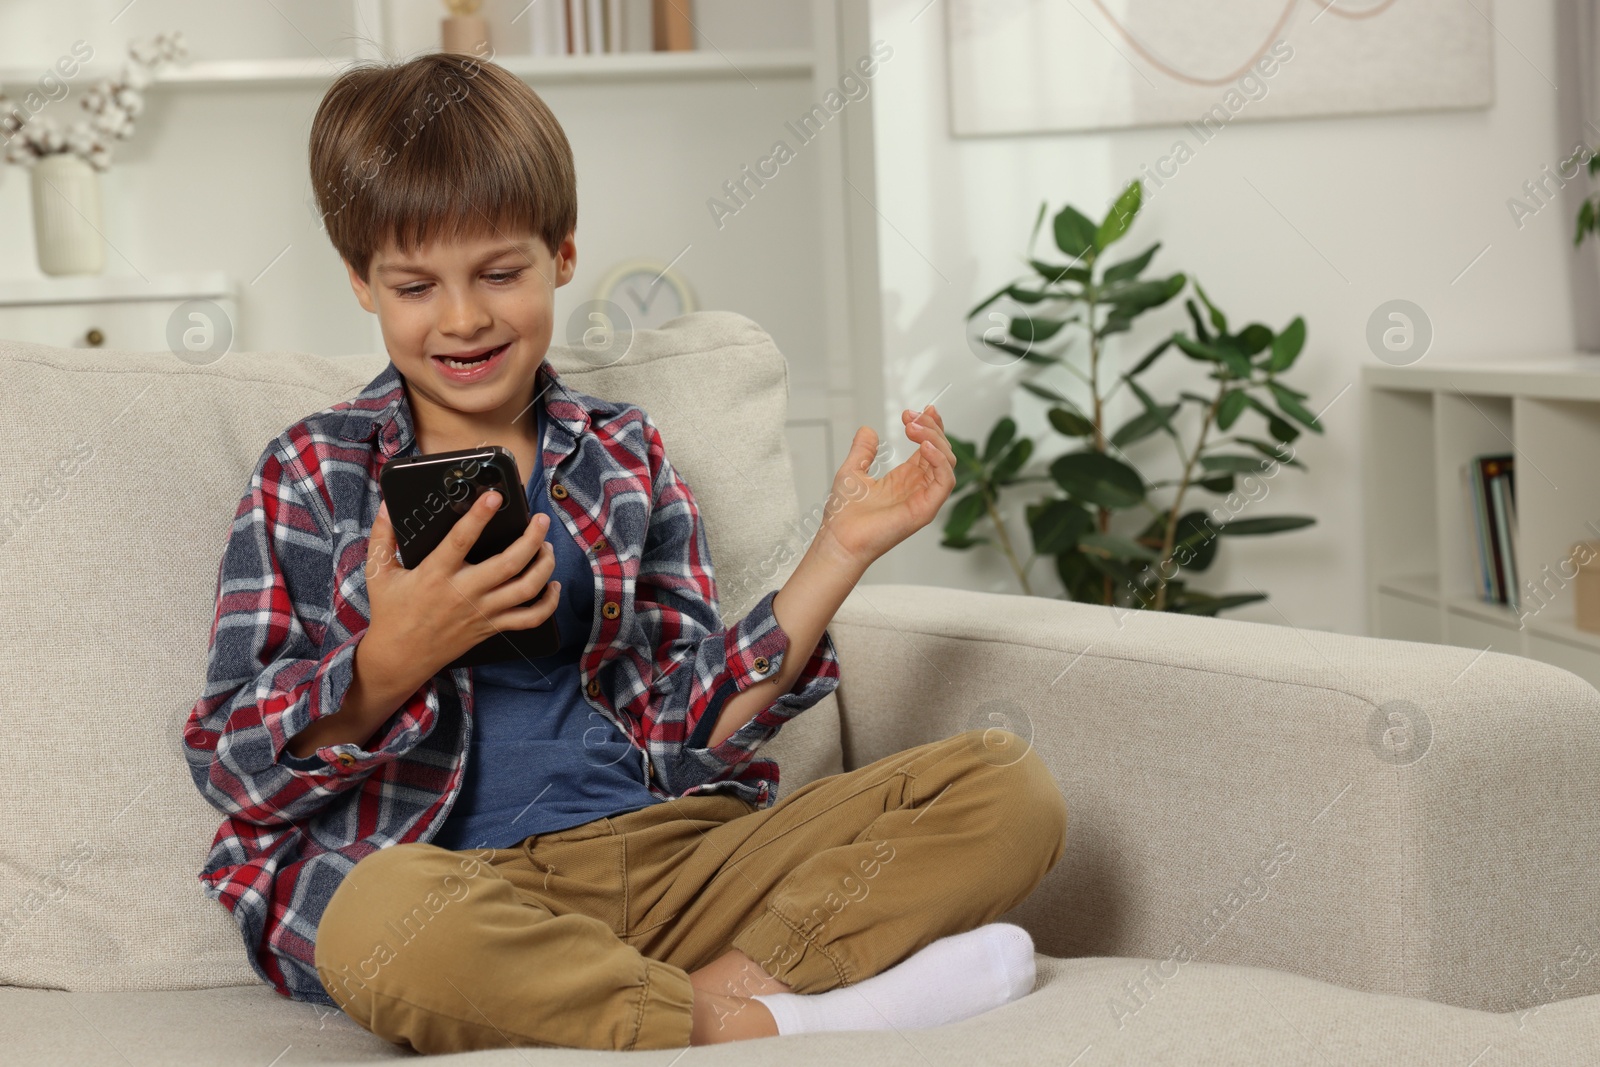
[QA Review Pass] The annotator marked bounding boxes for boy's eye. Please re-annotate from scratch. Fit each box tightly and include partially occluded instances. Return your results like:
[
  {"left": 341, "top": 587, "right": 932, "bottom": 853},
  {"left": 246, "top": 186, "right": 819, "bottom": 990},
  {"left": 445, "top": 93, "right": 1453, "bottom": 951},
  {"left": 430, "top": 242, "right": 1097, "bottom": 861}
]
[{"left": 392, "top": 270, "right": 521, "bottom": 299}]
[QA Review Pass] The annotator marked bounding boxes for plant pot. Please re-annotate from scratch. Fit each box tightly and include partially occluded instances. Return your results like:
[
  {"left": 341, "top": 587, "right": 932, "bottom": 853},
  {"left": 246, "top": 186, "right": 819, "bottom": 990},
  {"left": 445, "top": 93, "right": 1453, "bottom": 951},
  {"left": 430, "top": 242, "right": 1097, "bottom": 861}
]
[{"left": 30, "top": 154, "right": 105, "bottom": 277}]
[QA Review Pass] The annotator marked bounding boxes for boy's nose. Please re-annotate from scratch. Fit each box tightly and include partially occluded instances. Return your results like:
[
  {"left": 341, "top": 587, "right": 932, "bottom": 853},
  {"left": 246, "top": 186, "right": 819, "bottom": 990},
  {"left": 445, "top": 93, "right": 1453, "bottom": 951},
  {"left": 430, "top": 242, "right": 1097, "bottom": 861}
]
[{"left": 438, "top": 289, "right": 494, "bottom": 337}]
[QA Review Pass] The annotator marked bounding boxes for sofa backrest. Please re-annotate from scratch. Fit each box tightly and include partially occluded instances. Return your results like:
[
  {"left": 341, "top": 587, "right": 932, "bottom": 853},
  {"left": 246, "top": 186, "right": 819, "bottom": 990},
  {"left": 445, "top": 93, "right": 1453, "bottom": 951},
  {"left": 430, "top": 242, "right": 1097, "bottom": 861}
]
[{"left": 0, "top": 310, "right": 843, "bottom": 993}]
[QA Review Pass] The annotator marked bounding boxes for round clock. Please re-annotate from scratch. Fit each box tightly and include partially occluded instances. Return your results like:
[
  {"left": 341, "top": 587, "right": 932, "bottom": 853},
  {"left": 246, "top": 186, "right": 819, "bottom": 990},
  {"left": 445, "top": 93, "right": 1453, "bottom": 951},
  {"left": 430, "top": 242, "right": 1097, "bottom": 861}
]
[{"left": 594, "top": 258, "right": 697, "bottom": 331}]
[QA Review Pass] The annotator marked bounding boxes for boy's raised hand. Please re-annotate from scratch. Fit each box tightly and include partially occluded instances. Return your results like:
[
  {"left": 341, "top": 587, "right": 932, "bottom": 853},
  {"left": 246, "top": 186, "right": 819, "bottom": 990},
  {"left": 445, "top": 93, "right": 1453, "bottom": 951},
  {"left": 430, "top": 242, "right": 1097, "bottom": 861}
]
[
  {"left": 816, "top": 403, "right": 958, "bottom": 569},
  {"left": 363, "top": 491, "right": 561, "bottom": 680}
]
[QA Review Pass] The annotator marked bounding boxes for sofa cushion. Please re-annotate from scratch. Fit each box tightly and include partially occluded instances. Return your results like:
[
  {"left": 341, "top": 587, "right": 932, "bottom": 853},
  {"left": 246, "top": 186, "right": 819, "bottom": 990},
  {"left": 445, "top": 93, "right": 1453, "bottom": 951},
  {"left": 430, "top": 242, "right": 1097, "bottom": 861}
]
[
  {"left": 0, "top": 311, "right": 842, "bottom": 994},
  {"left": 3, "top": 957, "right": 1596, "bottom": 1065}
]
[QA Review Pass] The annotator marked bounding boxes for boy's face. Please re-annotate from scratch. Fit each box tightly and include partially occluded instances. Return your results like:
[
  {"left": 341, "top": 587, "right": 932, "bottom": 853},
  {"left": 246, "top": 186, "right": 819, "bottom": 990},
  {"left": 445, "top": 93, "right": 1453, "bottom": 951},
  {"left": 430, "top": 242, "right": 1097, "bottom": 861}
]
[{"left": 344, "top": 226, "right": 577, "bottom": 433}]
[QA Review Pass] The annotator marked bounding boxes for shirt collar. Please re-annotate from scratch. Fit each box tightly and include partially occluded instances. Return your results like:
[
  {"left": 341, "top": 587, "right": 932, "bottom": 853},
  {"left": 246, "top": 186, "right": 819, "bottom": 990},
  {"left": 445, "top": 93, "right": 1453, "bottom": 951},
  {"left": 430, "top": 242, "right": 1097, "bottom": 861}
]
[{"left": 336, "top": 357, "right": 612, "bottom": 458}]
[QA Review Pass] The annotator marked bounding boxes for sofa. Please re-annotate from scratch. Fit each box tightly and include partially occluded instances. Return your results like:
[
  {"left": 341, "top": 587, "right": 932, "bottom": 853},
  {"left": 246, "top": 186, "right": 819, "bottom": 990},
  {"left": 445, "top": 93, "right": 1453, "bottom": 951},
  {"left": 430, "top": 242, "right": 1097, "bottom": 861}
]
[{"left": 2, "top": 310, "right": 1598, "bottom": 1065}]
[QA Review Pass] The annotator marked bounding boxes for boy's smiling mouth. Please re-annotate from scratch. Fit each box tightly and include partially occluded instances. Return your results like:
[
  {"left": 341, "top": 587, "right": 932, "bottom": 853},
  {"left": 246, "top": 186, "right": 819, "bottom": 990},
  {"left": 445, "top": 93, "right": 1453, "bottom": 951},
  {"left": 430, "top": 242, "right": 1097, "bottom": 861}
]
[{"left": 432, "top": 340, "right": 512, "bottom": 382}]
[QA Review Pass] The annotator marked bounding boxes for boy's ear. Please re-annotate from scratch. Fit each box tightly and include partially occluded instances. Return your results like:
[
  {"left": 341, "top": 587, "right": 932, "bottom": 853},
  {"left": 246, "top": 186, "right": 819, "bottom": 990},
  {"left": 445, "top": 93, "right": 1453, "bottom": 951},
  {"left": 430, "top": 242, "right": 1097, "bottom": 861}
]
[
  {"left": 344, "top": 258, "right": 377, "bottom": 314},
  {"left": 552, "top": 231, "right": 577, "bottom": 289}
]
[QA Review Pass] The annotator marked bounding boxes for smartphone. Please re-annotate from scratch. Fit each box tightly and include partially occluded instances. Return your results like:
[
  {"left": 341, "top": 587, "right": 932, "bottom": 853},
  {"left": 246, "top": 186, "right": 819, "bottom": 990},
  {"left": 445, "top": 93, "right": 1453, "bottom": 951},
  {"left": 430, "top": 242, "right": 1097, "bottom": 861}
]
[{"left": 377, "top": 445, "right": 560, "bottom": 669}]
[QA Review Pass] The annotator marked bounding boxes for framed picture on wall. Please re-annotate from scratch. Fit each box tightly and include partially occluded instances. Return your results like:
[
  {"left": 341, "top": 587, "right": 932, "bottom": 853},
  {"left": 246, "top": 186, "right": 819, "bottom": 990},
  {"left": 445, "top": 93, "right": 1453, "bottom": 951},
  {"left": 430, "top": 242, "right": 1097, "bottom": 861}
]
[{"left": 946, "top": 0, "right": 1495, "bottom": 136}]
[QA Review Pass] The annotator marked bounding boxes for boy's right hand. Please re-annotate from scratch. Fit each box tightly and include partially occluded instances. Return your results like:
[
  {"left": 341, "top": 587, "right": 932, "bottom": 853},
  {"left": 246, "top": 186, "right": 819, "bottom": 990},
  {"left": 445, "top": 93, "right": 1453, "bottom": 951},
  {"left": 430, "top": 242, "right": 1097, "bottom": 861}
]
[{"left": 362, "top": 491, "right": 561, "bottom": 680}]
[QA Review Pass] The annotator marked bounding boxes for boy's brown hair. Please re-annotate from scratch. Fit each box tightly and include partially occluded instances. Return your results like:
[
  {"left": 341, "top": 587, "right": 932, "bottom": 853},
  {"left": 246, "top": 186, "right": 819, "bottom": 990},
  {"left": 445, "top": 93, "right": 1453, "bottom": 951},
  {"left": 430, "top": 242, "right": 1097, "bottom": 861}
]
[{"left": 308, "top": 52, "right": 576, "bottom": 280}]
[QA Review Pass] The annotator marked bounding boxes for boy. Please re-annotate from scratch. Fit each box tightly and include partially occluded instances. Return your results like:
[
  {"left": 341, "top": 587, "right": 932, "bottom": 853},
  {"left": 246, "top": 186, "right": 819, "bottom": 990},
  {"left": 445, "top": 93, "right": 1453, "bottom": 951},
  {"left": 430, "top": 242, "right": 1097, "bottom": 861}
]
[{"left": 182, "top": 52, "right": 1069, "bottom": 1053}]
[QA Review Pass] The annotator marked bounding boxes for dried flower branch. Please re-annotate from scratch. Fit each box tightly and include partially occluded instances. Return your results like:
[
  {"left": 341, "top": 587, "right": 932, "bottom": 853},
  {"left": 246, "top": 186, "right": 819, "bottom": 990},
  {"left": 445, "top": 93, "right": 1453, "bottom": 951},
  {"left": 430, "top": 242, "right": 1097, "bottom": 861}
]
[{"left": 1, "top": 32, "right": 187, "bottom": 171}]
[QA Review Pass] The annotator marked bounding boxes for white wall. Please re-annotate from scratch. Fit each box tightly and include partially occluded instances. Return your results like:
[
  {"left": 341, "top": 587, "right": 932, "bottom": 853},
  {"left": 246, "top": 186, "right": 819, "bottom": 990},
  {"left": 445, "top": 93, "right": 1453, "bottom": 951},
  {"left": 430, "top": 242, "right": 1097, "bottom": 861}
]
[{"left": 865, "top": 0, "right": 1582, "bottom": 635}]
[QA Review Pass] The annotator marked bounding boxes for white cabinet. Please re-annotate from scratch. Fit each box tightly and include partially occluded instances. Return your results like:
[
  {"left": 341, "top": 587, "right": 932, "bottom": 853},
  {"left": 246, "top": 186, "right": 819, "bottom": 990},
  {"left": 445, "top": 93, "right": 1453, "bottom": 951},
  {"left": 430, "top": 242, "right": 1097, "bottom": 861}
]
[
  {"left": 1364, "top": 356, "right": 1600, "bottom": 689},
  {"left": 0, "top": 273, "right": 236, "bottom": 352}
]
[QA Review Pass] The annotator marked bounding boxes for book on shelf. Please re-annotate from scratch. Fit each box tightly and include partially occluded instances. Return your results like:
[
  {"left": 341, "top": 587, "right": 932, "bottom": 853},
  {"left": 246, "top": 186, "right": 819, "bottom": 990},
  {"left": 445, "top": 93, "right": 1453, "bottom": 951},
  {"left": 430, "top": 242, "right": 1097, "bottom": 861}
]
[
  {"left": 1464, "top": 453, "right": 1519, "bottom": 610},
  {"left": 528, "top": 0, "right": 661, "bottom": 55}
]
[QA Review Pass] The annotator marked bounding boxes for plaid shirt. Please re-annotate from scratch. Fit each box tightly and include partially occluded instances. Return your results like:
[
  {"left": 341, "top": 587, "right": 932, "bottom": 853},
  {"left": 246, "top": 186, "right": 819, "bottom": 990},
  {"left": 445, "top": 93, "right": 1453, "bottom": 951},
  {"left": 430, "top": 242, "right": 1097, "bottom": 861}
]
[{"left": 182, "top": 357, "right": 842, "bottom": 1007}]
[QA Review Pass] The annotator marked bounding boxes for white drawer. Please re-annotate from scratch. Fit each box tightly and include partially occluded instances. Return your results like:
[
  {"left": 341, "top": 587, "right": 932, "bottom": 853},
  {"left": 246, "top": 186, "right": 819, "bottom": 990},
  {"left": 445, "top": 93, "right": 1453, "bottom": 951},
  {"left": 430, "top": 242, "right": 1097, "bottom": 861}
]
[{"left": 0, "top": 295, "right": 238, "bottom": 352}]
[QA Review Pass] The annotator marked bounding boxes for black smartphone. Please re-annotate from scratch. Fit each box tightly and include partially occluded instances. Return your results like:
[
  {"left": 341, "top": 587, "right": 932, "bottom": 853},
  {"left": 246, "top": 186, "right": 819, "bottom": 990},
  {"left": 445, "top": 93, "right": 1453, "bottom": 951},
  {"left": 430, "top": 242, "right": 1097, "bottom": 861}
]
[{"left": 377, "top": 445, "right": 560, "bottom": 669}]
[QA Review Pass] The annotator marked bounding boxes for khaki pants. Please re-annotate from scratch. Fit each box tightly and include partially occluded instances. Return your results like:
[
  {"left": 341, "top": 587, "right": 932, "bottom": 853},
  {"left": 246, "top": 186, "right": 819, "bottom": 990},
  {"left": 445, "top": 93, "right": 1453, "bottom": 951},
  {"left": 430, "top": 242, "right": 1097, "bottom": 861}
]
[{"left": 313, "top": 728, "right": 1069, "bottom": 1053}]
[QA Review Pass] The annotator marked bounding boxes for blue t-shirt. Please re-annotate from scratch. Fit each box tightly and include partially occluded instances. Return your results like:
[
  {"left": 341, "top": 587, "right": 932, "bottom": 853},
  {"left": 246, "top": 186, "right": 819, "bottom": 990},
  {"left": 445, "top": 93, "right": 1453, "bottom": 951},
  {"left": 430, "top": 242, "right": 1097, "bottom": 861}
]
[{"left": 430, "top": 405, "right": 665, "bottom": 851}]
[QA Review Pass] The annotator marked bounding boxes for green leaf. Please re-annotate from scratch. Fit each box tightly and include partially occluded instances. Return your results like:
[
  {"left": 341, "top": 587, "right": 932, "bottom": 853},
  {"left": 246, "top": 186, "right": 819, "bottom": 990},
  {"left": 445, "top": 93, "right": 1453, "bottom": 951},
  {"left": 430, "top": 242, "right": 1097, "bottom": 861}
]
[
  {"left": 968, "top": 283, "right": 1012, "bottom": 319},
  {"left": 944, "top": 490, "right": 986, "bottom": 540},
  {"left": 1097, "top": 317, "right": 1133, "bottom": 339},
  {"left": 1170, "top": 510, "right": 1221, "bottom": 572},
  {"left": 1004, "top": 286, "right": 1053, "bottom": 305},
  {"left": 1194, "top": 280, "right": 1228, "bottom": 334},
  {"left": 1173, "top": 333, "right": 1251, "bottom": 378},
  {"left": 1052, "top": 206, "right": 1100, "bottom": 261},
  {"left": 1126, "top": 337, "right": 1173, "bottom": 377},
  {"left": 1267, "top": 414, "right": 1300, "bottom": 443},
  {"left": 1027, "top": 200, "right": 1048, "bottom": 255},
  {"left": 1009, "top": 317, "right": 1069, "bottom": 344},
  {"left": 1234, "top": 437, "right": 1305, "bottom": 469},
  {"left": 1171, "top": 591, "right": 1267, "bottom": 616},
  {"left": 1080, "top": 531, "right": 1159, "bottom": 562},
  {"left": 1030, "top": 259, "right": 1090, "bottom": 285},
  {"left": 1102, "top": 242, "right": 1160, "bottom": 284},
  {"left": 1020, "top": 380, "right": 1070, "bottom": 404},
  {"left": 992, "top": 437, "right": 1034, "bottom": 483},
  {"left": 1104, "top": 274, "right": 1186, "bottom": 316},
  {"left": 1243, "top": 393, "right": 1301, "bottom": 443},
  {"left": 1028, "top": 498, "right": 1093, "bottom": 554},
  {"left": 982, "top": 417, "right": 1016, "bottom": 463},
  {"left": 1083, "top": 551, "right": 1140, "bottom": 585},
  {"left": 1268, "top": 380, "right": 1324, "bottom": 432},
  {"left": 1236, "top": 324, "right": 1273, "bottom": 357},
  {"left": 1095, "top": 181, "right": 1143, "bottom": 250},
  {"left": 1200, "top": 453, "right": 1273, "bottom": 474},
  {"left": 1048, "top": 406, "right": 1095, "bottom": 436},
  {"left": 1216, "top": 389, "right": 1248, "bottom": 430},
  {"left": 1185, "top": 298, "right": 1212, "bottom": 343},
  {"left": 983, "top": 338, "right": 1045, "bottom": 363},
  {"left": 1198, "top": 474, "right": 1235, "bottom": 493},
  {"left": 1050, "top": 450, "right": 1145, "bottom": 508},
  {"left": 1126, "top": 378, "right": 1162, "bottom": 412},
  {"left": 1267, "top": 317, "right": 1307, "bottom": 373},
  {"left": 1217, "top": 516, "right": 1316, "bottom": 536},
  {"left": 940, "top": 535, "right": 989, "bottom": 549},
  {"left": 1111, "top": 403, "right": 1180, "bottom": 448},
  {"left": 949, "top": 436, "right": 982, "bottom": 492}
]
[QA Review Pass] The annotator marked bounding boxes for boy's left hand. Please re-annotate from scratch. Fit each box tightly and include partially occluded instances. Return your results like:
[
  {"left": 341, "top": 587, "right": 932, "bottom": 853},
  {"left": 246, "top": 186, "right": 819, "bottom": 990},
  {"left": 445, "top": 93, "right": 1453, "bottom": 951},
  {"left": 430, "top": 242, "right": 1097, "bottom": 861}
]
[{"left": 816, "top": 403, "right": 957, "bottom": 569}]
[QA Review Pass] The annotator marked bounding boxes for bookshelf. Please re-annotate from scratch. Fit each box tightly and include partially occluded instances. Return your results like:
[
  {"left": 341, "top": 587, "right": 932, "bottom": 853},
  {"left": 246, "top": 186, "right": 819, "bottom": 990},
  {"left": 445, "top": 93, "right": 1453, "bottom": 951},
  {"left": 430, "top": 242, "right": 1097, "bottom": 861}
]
[{"left": 1364, "top": 356, "right": 1600, "bottom": 688}]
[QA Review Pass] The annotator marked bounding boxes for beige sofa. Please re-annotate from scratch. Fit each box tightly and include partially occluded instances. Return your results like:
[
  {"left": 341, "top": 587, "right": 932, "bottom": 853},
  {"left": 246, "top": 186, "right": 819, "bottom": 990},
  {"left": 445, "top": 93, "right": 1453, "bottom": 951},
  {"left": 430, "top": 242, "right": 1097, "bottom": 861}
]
[{"left": 2, "top": 312, "right": 1597, "bottom": 1065}]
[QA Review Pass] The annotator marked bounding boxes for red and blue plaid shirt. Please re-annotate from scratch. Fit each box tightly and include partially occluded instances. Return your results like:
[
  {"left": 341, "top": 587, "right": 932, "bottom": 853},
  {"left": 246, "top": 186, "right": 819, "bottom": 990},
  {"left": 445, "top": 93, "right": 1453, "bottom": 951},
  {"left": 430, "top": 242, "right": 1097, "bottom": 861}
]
[{"left": 182, "top": 357, "right": 842, "bottom": 1006}]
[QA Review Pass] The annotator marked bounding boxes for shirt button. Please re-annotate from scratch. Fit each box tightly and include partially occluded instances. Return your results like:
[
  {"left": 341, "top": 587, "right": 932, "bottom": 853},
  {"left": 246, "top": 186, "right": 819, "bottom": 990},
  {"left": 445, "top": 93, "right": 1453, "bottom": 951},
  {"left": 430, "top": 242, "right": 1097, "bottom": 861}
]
[
  {"left": 593, "top": 535, "right": 606, "bottom": 551},
  {"left": 550, "top": 482, "right": 568, "bottom": 500},
  {"left": 752, "top": 656, "right": 770, "bottom": 674},
  {"left": 585, "top": 678, "right": 602, "bottom": 698},
  {"left": 602, "top": 601, "right": 621, "bottom": 620},
  {"left": 335, "top": 752, "right": 356, "bottom": 768}
]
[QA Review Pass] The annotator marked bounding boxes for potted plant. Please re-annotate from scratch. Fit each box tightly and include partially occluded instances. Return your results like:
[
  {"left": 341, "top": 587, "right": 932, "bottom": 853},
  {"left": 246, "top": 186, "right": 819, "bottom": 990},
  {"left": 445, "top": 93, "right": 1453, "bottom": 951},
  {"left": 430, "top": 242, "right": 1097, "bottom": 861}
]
[{"left": 945, "top": 179, "right": 1320, "bottom": 615}]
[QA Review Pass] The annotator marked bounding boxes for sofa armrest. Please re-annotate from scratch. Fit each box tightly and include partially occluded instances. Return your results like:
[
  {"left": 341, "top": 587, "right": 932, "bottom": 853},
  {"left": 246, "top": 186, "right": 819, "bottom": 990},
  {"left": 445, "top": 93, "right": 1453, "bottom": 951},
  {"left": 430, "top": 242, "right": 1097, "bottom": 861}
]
[{"left": 829, "top": 583, "right": 1600, "bottom": 1013}]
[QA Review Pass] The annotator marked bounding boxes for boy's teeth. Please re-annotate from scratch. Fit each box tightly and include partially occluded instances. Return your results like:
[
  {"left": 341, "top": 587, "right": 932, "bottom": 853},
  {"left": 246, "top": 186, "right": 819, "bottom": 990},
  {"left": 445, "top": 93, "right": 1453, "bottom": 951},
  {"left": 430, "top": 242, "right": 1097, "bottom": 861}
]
[{"left": 440, "top": 346, "right": 501, "bottom": 370}]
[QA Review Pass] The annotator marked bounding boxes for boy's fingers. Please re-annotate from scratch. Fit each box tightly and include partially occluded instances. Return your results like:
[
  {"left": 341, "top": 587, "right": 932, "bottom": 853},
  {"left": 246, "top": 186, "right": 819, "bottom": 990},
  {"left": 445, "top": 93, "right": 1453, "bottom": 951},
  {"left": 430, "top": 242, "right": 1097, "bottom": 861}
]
[{"left": 435, "top": 489, "right": 500, "bottom": 569}]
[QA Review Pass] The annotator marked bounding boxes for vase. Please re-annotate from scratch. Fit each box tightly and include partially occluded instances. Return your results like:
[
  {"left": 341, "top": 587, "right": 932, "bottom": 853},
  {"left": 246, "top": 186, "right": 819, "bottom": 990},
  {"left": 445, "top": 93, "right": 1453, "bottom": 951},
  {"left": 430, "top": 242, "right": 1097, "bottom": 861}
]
[
  {"left": 440, "top": 15, "right": 490, "bottom": 55},
  {"left": 30, "top": 153, "right": 105, "bottom": 277}
]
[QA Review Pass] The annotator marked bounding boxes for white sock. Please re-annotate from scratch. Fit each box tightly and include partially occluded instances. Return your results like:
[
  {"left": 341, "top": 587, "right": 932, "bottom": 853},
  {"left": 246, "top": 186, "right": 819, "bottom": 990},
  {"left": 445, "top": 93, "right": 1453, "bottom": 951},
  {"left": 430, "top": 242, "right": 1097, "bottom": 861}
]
[{"left": 750, "top": 922, "right": 1036, "bottom": 1035}]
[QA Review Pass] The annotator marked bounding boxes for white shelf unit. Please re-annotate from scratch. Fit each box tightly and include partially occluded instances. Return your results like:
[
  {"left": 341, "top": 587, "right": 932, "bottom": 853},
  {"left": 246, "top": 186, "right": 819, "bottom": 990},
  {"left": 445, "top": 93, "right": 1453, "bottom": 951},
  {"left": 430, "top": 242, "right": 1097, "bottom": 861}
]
[
  {"left": 0, "top": 50, "right": 815, "bottom": 90},
  {"left": 1364, "top": 356, "right": 1600, "bottom": 688}
]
